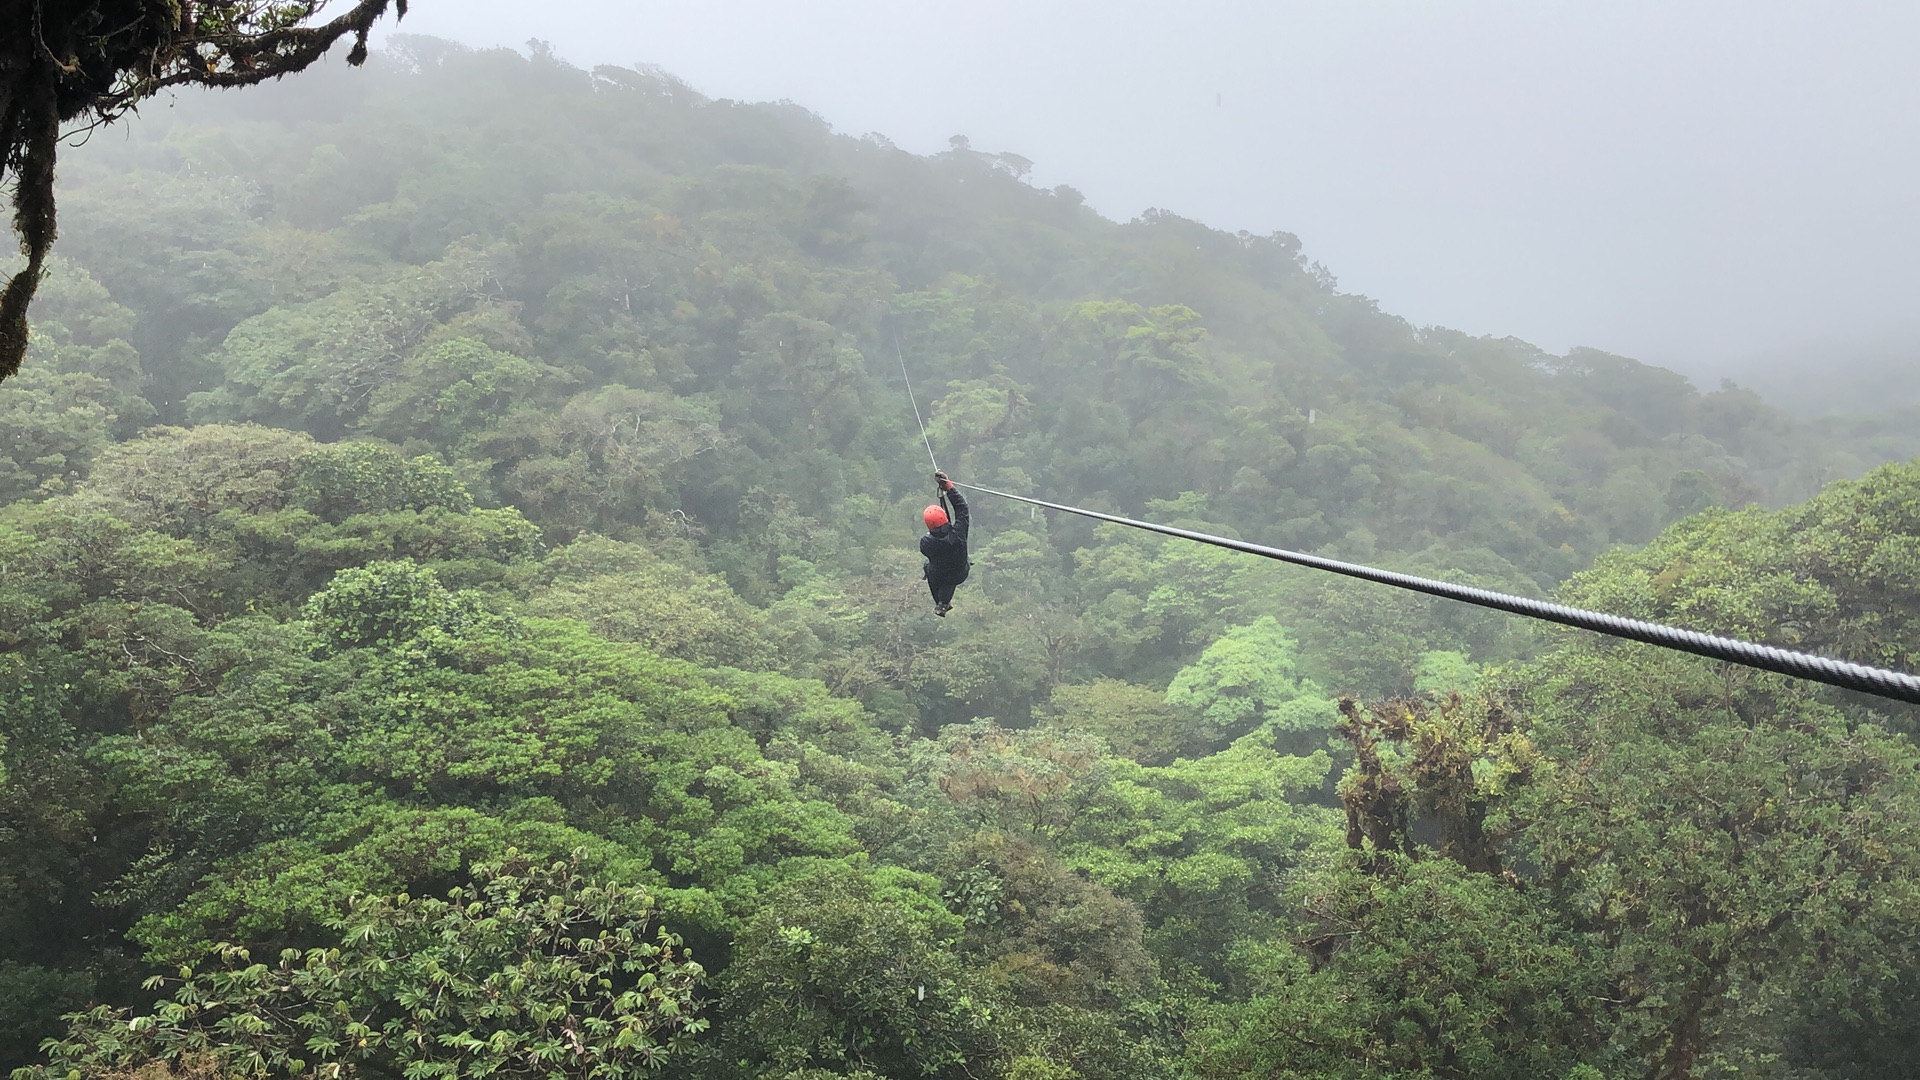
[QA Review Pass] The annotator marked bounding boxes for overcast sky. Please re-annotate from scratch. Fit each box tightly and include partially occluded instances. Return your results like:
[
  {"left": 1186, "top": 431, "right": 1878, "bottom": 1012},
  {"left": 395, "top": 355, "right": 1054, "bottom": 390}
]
[{"left": 380, "top": 0, "right": 1920, "bottom": 379}]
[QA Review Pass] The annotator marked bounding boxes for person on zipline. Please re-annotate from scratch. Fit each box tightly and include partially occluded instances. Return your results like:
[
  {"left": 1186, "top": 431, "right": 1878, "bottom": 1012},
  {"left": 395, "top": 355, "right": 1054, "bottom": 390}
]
[{"left": 921, "top": 471, "right": 970, "bottom": 616}]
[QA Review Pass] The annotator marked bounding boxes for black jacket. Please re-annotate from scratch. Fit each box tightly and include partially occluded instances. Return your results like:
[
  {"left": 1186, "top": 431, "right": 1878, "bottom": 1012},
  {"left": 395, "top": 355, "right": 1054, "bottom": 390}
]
[{"left": 920, "top": 488, "right": 970, "bottom": 584}]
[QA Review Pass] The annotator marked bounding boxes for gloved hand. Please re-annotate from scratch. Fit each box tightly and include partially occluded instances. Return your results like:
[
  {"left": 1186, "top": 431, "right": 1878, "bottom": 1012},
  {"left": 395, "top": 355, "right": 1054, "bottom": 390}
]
[{"left": 934, "top": 471, "right": 952, "bottom": 491}]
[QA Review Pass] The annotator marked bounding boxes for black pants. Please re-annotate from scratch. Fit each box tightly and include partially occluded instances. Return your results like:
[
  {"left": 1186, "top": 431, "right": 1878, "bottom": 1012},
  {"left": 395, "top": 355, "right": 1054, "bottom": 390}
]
[{"left": 925, "top": 563, "right": 969, "bottom": 605}]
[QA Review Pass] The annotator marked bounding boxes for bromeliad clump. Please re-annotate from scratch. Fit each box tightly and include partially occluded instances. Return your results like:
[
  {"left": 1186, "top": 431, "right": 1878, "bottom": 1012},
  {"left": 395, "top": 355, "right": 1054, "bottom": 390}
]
[{"left": 1336, "top": 694, "right": 1538, "bottom": 878}]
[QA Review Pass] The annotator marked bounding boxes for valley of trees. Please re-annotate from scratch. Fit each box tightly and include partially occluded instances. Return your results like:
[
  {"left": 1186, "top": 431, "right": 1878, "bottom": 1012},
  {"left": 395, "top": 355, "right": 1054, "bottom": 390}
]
[{"left": 5, "top": 35, "right": 1920, "bottom": 1079}]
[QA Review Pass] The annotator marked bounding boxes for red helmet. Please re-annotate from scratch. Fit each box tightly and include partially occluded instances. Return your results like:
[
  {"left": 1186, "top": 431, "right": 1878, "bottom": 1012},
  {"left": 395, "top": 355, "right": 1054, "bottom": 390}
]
[{"left": 923, "top": 505, "right": 949, "bottom": 529}]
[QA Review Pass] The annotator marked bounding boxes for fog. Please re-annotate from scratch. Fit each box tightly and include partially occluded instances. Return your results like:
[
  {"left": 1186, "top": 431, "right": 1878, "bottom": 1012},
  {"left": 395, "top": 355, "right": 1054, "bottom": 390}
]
[{"left": 379, "top": 0, "right": 1920, "bottom": 390}]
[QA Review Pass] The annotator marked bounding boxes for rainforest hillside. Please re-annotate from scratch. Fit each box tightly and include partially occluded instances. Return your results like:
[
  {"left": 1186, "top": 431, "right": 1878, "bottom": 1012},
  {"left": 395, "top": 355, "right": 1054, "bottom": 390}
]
[{"left": 5, "top": 36, "right": 1920, "bottom": 1080}]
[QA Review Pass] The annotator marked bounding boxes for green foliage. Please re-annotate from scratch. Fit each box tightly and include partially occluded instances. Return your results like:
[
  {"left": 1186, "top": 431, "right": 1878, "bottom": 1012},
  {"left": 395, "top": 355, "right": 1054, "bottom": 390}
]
[
  {"left": 79, "top": 424, "right": 316, "bottom": 533},
  {"left": 935, "top": 722, "right": 1111, "bottom": 836},
  {"left": 529, "top": 536, "right": 773, "bottom": 669},
  {"left": 0, "top": 963, "right": 89, "bottom": 1068},
  {"left": 1511, "top": 644, "right": 1920, "bottom": 1076},
  {"left": 1333, "top": 696, "right": 1540, "bottom": 879},
  {"left": 1038, "top": 679, "right": 1209, "bottom": 765},
  {"left": 294, "top": 442, "right": 475, "bottom": 522},
  {"left": 0, "top": 368, "right": 120, "bottom": 503},
  {"left": 365, "top": 335, "right": 560, "bottom": 448},
  {"left": 1165, "top": 617, "right": 1330, "bottom": 749},
  {"left": 1412, "top": 650, "right": 1478, "bottom": 696},
  {"left": 946, "top": 832, "right": 1154, "bottom": 1012},
  {"left": 704, "top": 867, "right": 998, "bottom": 1079},
  {"left": 492, "top": 386, "right": 724, "bottom": 536},
  {"left": 1, "top": 260, "right": 150, "bottom": 500},
  {"left": 1198, "top": 854, "right": 1608, "bottom": 1080},
  {"left": 92, "top": 596, "right": 868, "bottom": 962},
  {"left": 301, "top": 558, "right": 496, "bottom": 649},
  {"left": 0, "top": 0, "right": 403, "bottom": 382},
  {"left": 1063, "top": 733, "right": 1336, "bottom": 983},
  {"left": 24, "top": 854, "right": 705, "bottom": 1080},
  {"left": 190, "top": 245, "right": 508, "bottom": 439},
  {"left": 1292, "top": 580, "right": 1432, "bottom": 697}
]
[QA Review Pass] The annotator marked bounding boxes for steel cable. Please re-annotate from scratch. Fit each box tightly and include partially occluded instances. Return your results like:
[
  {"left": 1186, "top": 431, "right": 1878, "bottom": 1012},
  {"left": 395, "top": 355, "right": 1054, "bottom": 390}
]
[{"left": 952, "top": 481, "right": 1920, "bottom": 706}]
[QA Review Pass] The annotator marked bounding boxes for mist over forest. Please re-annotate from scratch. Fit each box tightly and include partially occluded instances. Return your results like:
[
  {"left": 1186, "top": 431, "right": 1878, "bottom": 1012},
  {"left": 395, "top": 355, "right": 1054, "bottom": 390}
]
[
  {"left": 1706, "top": 340, "right": 1920, "bottom": 421},
  {"left": 378, "top": 0, "right": 1920, "bottom": 381},
  {"left": 5, "top": 31, "right": 1920, "bottom": 1080}
]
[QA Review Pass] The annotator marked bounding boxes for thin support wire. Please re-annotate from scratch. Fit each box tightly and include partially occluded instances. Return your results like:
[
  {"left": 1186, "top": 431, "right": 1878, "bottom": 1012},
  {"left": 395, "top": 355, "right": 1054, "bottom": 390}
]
[{"left": 894, "top": 333, "right": 940, "bottom": 472}]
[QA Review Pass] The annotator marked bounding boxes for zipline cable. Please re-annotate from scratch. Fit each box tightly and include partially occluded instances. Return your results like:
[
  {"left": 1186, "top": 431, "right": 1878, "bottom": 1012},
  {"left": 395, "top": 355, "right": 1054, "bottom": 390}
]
[
  {"left": 951, "top": 481, "right": 1920, "bottom": 707},
  {"left": 893, "top": 334, "right": 941, "bottom": 473}
]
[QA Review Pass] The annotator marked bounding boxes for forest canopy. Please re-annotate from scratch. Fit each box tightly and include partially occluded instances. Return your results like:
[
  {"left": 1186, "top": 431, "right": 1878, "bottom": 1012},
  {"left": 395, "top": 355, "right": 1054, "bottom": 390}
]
[{"left": 3, "top": 34, "right": 1920, "bottom": 1080}]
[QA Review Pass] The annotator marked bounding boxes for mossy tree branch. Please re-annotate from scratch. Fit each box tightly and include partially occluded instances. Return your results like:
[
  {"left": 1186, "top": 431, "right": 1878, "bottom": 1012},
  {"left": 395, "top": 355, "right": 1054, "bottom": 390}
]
[{"left": 0, "top": 0, "right": 406, "bottom": 382}]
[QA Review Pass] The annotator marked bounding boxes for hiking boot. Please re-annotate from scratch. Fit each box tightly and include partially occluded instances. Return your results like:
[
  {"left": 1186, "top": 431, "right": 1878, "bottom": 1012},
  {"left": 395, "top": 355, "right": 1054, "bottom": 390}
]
[{"left": 935, "top": 603, "right": 951, "bottom": 617}]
